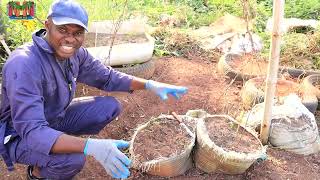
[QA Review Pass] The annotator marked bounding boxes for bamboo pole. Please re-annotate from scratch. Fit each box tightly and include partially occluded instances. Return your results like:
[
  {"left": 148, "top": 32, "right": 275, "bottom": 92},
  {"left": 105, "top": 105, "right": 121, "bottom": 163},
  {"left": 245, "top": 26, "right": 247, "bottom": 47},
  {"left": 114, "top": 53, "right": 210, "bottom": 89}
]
[{"left": 260, "top": 0, "right": 285, "bottom": 144}]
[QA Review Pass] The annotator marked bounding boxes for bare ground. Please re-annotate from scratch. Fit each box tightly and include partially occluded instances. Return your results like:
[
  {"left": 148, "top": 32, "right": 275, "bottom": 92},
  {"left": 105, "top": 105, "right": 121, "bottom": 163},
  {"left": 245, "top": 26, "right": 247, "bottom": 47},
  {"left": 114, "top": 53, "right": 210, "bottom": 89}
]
[{"left": 1, "top": 56, "right": 320, "bottom": 180}]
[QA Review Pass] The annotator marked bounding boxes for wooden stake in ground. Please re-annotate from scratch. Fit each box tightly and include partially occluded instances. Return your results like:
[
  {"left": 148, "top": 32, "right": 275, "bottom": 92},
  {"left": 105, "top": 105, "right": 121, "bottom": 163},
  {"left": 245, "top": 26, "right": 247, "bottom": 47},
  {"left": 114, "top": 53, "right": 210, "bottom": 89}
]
[{"left": 260, "top": 0, "right": 285, "bottom": 144}]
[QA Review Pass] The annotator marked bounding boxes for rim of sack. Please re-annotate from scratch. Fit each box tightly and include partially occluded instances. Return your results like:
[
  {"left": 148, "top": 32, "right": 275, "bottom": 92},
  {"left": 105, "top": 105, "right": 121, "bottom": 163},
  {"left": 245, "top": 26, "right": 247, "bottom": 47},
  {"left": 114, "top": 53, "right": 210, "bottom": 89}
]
[
  {"left": 302, "top": 74, "right": 320, "bottom": 99},
  {"left": 197, "top": 114, "right": 266, "bottom": 161},
  {"left": 129, "top": 115, "right": 196, "bottom": 174}
]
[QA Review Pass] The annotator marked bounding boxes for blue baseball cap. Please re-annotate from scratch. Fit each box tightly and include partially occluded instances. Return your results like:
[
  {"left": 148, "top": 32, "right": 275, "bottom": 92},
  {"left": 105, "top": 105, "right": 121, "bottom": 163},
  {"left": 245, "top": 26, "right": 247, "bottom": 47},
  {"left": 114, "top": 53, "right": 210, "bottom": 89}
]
[{"left": 47, "top": 0, "right": 88, "bottom": 31}]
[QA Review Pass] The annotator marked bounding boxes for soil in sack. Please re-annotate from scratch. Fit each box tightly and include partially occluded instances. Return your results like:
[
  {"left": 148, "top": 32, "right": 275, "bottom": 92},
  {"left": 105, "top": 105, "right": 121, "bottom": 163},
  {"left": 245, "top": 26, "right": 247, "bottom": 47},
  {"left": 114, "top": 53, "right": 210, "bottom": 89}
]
[
  {"left": 84, "top": 33, "right": 148, "bottom": 47},
  {"left": 254, "top": 78, "right": 303, "bottom": 98},
  {"left": 132, "top": 118, "right": 193, "bottom": 164},
  {"left": 205, "top": 116, "right": 261, "bottom": 153},
  {"left": 229, "top": 54, "right": 268, "bottom": 77}
]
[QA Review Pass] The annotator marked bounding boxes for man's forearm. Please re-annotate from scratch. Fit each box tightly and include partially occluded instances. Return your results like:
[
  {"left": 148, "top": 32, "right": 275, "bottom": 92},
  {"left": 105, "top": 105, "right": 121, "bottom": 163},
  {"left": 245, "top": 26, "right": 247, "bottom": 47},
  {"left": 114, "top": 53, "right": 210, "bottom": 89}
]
[
  {"left": 130, "top": 77, "right": 148, "bottom": 90},
  {"left": 51, "top": 134, "right": 86, "bottom": 154}
]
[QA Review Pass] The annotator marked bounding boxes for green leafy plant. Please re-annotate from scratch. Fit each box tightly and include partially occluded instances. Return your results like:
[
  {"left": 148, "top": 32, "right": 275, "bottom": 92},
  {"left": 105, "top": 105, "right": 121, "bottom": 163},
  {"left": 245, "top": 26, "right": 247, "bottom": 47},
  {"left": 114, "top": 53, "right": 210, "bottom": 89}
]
[{"left": 285, "top": 0, "right": 320, "bottom": 20}]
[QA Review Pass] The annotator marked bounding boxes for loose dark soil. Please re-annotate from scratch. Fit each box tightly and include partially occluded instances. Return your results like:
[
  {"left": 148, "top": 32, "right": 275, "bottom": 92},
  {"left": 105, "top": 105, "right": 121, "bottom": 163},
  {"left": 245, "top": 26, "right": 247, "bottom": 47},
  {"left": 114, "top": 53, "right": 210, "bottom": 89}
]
[
  {"left": 132, "top": 118, "right": 193, "bottom": 164},
  {"left": 84, "top": 33, "right": 148, "bottom": 47},
  {"left": 205, "top": 116, "right": 261, "bottom": 153}
]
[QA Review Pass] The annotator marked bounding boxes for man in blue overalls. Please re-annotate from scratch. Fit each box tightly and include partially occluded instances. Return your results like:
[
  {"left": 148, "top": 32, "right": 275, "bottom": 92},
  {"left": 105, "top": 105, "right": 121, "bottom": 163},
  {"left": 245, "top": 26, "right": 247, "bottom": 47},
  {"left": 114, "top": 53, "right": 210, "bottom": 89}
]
[{"left": 0, "top": 0, "right": 188, "bottom": 179}]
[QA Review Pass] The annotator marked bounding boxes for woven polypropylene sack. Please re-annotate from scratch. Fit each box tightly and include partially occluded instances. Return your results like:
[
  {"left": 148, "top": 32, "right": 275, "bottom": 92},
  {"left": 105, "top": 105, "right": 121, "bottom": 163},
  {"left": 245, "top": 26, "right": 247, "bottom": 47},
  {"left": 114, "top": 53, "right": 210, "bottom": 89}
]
[
  {"left": 270, "top": 121, "right": 320, "bottom": 155},
  {"left": 241, "top": 94, "right": 320, "bottom": 155},
  {"left": 268, "top": 99, "right": 320, "bottom": 155},
  {"left": 194, "top": 115, "right": 266, "bottom": 174},
  {"left": 129, "top": 114, "right": 196, "bottom": 177}
]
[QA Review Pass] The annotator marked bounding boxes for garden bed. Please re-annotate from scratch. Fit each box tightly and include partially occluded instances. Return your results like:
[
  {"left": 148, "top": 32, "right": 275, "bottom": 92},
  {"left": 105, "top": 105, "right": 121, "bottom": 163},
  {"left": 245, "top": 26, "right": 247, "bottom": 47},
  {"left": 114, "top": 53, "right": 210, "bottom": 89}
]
[{"left": 2, "top": 56, "right": 320, "bottom": 180}]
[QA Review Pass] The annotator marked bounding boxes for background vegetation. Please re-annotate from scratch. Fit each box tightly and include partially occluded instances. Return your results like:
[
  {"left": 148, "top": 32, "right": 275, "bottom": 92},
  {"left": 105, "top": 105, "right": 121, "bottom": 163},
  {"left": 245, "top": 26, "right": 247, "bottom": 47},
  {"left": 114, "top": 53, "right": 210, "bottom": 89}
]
[{"left": 0, "top": 0, "right": 319, "bottom": 66}]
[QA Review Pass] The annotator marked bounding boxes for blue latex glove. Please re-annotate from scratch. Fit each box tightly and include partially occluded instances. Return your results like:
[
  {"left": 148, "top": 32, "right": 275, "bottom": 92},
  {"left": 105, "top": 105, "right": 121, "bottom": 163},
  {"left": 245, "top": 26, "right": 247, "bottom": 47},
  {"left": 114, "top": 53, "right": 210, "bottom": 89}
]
[
  {"left": 145, "top": 80, "right": 188, "bottom": 100},
  {"left": 84, "top": 139, "right": 131, "bottom": 179}
]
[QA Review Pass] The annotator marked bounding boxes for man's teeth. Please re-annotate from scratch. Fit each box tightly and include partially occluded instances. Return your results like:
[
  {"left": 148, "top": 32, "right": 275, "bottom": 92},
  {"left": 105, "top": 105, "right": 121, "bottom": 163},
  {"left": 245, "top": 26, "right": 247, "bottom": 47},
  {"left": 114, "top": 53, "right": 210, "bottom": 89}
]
[{"left": 62, "top": 46, "right": 73, "bottom": 51}]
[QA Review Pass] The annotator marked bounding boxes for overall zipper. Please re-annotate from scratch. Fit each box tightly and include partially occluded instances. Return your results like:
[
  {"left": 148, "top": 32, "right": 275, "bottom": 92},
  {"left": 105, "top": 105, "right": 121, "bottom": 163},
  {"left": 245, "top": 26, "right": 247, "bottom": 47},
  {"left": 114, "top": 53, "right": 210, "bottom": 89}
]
[{"left": 56, "top": 58, "right": 74, "bottom": 106}]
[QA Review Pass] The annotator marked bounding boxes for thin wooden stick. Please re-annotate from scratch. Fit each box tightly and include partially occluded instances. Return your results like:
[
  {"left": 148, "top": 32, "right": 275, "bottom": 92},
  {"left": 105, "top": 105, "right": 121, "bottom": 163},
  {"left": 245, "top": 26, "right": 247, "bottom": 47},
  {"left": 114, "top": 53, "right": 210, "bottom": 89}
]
[
  {"left": 105, "top": 0, "right": 128, "bottom": 66},
  {"left": 171, "top": 112, "right": 183, "bottom": 124},
  {"left": 260, "top": 0, "right": 285, "bottom": 144},
  {"left": 241, "top": 0, "right": 255, "bottom": 53},
  {"left": 171, "top": 112, "right": 195, "bottom": 138},
  {"left": 0, "top": 35, "right": 11, "bottom": 55}
]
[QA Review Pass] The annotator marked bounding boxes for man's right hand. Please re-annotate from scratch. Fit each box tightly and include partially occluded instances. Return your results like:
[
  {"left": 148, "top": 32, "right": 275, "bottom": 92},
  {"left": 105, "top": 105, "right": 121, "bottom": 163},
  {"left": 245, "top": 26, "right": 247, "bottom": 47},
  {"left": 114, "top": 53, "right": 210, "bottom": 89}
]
[{"left": 84, "top": 138, "right": 131, "bottom": 179}]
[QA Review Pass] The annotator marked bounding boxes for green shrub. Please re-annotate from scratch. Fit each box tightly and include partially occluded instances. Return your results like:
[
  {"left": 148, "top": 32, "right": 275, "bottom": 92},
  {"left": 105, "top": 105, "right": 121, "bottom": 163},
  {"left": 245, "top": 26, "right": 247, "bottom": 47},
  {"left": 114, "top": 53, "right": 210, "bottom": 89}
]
[
  {"left": 285, "top": 0, "right": 320, "bottom": 20},
  {"left": 1, "top": 0, "right": 319, "bottom": 58}
]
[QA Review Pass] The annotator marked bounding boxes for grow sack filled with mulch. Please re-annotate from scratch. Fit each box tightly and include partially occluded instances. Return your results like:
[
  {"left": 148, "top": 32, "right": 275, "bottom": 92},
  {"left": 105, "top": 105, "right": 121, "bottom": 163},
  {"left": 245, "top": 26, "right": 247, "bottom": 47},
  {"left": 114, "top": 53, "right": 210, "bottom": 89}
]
[
  {"left": 129, "top": 114, "right": 196, "bottom": 177},
  {"left": 194, "top": 115, "right": 266, "bottom": 175},
  {"left": 241, "top": 77, "right": 318, "bottom": 113},
  {"left": 217, "top": 53, "right": 320, "bottom": 81},
  {"left": 217, "top": 53, "right": 269, "bottom": 81}
]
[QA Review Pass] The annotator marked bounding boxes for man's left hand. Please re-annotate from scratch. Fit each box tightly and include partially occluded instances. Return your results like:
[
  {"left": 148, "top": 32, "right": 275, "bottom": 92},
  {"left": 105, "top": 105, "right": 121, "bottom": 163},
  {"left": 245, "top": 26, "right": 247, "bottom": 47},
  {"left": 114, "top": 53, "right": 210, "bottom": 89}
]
[{"left": 145, "top": 80, "right": 188, "bottom": 100}]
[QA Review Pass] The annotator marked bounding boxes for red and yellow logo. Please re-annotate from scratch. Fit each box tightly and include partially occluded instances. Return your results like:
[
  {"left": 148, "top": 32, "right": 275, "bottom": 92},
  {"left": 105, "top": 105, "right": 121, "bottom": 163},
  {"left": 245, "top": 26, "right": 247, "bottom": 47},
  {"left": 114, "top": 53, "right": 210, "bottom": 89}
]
[{"left": 7, "top": 1, "right": 35, "bottom": 20}]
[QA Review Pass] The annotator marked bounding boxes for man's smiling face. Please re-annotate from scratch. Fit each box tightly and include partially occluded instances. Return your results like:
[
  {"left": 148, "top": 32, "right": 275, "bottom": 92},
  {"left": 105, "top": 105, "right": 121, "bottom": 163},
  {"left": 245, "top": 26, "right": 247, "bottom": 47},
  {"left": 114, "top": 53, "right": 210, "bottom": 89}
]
[{"left": 45, "top": 18, "right": 85, "bottom": 60}]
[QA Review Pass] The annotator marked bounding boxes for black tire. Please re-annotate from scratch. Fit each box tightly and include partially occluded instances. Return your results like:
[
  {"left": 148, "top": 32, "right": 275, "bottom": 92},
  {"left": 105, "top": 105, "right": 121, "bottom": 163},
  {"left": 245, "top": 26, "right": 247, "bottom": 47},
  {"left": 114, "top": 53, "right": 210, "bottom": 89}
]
[
  {"left": 241, "top": 77, "right": 318, "bottom": 113},
  {"left": 113, "top": 59, "right": 156, "bottom": 79},
  {"left": 278, "top": 67, "right": 320, "bottom": 79},
  {"left": 303, "top": 94, "right": 318, "bottom": 113}
]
